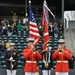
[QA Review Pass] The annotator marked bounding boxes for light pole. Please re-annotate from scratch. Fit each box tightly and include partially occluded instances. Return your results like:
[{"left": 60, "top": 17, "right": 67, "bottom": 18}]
[
  {"left": 62, "top": 0, "right": 64, "bottom": 19},
  {"left": 23, "top": 0, "right": 28, "bottom": 26},
  {"left": 25, "top": 0, "right": 28, "bottom": 17}
]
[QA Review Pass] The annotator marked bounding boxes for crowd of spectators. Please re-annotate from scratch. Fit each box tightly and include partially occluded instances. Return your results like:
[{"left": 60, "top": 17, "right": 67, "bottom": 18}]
[
  {"left": 0, "top": 40, "right": 12, "bottom": 57},
  {"left": 0, "top": 18, "right": 64, "bottom": 38},
  {"left": 38, "top": 21, "right": 64, "bottom": 38},
  {"left": 0, "top": 19, "right": 25, "bottom": 37}
]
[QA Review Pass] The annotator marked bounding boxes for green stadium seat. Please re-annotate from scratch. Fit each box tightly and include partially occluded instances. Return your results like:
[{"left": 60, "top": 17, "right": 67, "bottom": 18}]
[
  {"left": 18, "top": 49, "right": 23, "bottom": 53},
  {"left": 38, "top": 61, "right": 42, "bottom": 64},
  {"left": 1, "top": 65, "right": 6, "bottom": 69},
  {"left": 38, "top": 65, "right": 42, "bottom": 69},
  {"left": 2, "top": 37, "right": 8, "bottom": 40},
  {"left": 17, "top": 65, "right": 23, "bottom": 69},
  {"left": 18, "top": 61, "right": 24, "bottom": 66},
  {"left": 1, "top": 60, "right": 6, "bottom": 63},
  {"left": 0, "top": 57, "right": 6, "bottom": 68},
  {"left": 9, "top": 37, "right": 13, "bottom": 40},
  {"left": 0, "top": 37, "right": 2, "bottom": 39},
  {"left": 53, "top": 46, "right": 58, "bottom": 50},
  {"left": 19, "top": 37, "right": 24, "bottom": 40},
  {"left": 54, "top": 40, "right": 58, "bottom": 43},
  {"left": 14, "top": 37, "right": 19, "bottom": 40},
  {"left": 17, "top": 46, "right": 23, "bottom": 49},
  {"left": 19, "top": 56, "right": 24, "bottom": 62},
  {"left": 0, "top": 39, "right": 2, "bottom": 42},
  {"left": 16, "top": 43, "right": 21, "bottom": 46},
  {"left": 23, "top": 35, "right": 27, "bottom": 38},
  {"left": 53, "top": 43, "right": 58, "bottom": 46},
  {"left": 22, "top": 43, "right": 27, "bottom": 46},
  {"left": 19, "top": 40, "right": 24, "bottom": 43},
  {"left": 14, "top": 40, "right": 19, "bottom": 43}
]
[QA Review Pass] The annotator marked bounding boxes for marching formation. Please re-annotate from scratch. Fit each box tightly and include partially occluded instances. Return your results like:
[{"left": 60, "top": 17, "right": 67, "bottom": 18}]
[{"left": 3, "top": 38, "right": 72, "bottom": 75}]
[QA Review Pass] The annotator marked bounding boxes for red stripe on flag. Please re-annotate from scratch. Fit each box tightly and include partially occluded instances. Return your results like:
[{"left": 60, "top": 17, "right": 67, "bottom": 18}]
[
  {"left": 30, "top": 34, "right": 40, "bottom": 38},
  {"left": 30, "top": 29, "right": 39, "bottom": 33},
  {"left": 30, "top": 24, "right": 38, "bottom": 28}
]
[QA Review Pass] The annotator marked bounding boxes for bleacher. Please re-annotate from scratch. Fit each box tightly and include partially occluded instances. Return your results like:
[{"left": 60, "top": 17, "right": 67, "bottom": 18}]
[{"left": 0, "top": 30, "right": 61, "bottom": 69}]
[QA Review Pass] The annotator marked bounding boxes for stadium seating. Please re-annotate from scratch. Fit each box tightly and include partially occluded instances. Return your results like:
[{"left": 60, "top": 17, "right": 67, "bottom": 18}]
[{"left": 0, "top": 30, "right": 61, "bottom": 69}]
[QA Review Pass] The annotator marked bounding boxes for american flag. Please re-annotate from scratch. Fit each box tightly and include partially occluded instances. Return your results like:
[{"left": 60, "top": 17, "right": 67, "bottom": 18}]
[
  {"left": 29, "top": 6, "right": 40, "bottom": 46},
  {"left": 42, "top": 0, "right": 50, "bottom": 51}
]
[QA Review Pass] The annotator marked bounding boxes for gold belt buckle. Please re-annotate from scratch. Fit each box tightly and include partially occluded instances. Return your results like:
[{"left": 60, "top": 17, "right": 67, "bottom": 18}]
[
  {"left": 32, "top": 61, "right": 35, "bottom": 63},
  {"left": 32, "top": 61, "right": 33, "bottom": 63},
  {"left": 61, "top": 60, "right": 63, "bottom": 63}
]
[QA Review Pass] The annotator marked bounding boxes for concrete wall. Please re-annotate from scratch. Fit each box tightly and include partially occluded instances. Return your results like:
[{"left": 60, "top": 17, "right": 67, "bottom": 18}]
[{"left": 68, "top": 21, "right": 75, "bottom": 29}]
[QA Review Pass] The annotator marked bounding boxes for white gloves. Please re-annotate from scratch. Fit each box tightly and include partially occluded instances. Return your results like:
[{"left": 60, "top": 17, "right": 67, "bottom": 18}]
[
  {"left": 9, "top": 57, "right": 13, "bottom": 61},
  {"left": 51, "top": 68, "right": 53, "bottom": 70},
  {"left": 11, "top": 65, "right": 14, "bottom": 69},
  {"left": 43, "top": 59, "right": 45, "bottom": 63}
]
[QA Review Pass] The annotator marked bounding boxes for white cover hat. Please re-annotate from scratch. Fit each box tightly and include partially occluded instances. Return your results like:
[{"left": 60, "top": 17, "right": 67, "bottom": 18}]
[
  {"left": 27, "top": 38, "right": 35, "bottom": 42},
  {"left": 58, "top": 39, "right": 65, "bottom": 43},
  {"left": 10, "top": 43, "right": 15, "bottom": 46}
]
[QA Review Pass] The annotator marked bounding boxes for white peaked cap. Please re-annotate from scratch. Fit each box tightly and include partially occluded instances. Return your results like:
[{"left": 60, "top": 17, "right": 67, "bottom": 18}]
[
  {"left": 27, "top": 38, "right": 35, "bottom": 42},
  {"left": 10, "top": 43, "right": 15, "bottom": 46},
  {"left": 58, "top": 39, "right": 65, "bottom": 43}
]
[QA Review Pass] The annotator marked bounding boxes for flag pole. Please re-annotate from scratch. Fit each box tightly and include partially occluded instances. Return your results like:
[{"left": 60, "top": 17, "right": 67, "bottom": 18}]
[
  {"left": 29, "top": 0, "right": 31, "bottom": 39},
  {"left": 25, "top": 0, "right": 28, "bottom": 17},
  {"left": 44, "top": 0, "right": 56, "bottom": 19},
  {"left": 29, "top": 0, "right": 31, "bottom": 6},
  {"left": 29, "top": 0, "right": 31, "bottom": 23},
  {"left": 43, "top": 1, "right": 50, "bottom": 75}
]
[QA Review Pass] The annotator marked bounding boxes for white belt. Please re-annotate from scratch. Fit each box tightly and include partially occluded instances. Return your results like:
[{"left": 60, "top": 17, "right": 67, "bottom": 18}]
[
  {"left": 26, "top": 61, "right": 37, "bottom": 63},
  {"left": 57, "top": 61, "right": 68, "bottom": 63}
]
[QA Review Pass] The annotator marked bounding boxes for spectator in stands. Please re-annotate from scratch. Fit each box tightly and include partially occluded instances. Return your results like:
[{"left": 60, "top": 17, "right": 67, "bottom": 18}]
[
  {"left": 68, "top": 52, "right": 75, "bottom": 69},
  {"left": 0, "top": 20, "right": 4, "bottom": 35},
  {"left": 17, "top": 19, "right": 23, "bottom": 36},
  {"left": 0, "top": 40, "right": 6, "bottom": 56},
  {"left": 58, "top": 23, "right": 64, "bottom": 37},
  {"left": 12, "top": 22, "right": 16, "bottom": 29},
  {"left": 2, "top": 22, "right": 8, "bottom": 36},
  {"left": 7, "top": 25, "right": 12, "bottom": 37},
  {"left": 53, "top": 21, "right": 58, "bottom": 27},
  {"left": 0, "top": 24, "right": 2, "bottom": 35},
  {"left": 48, "top": 22, "right": 54, "bottom": 36},
  {"left": 23, "top": 38, "right": 42, "bottom": 75},
  {"left": 52, "top": 39, "right": 72, "bottom": 75},
  {"left": 54, "top": 25, "right": 59, "bottom": 38},
  {"left": 18, "top": 19, "right": 23, "bottom": 31},
  {"left": 42, "top": 44, "right": 53, "bottom": 75},
  {"left": 26, "top": 26, "right": 29, "bottom": 36},
  {"left": 4, "top": 43, "right": 19, "bottom": 75},
  {"left": 1, "top": 19, "right": 6, "bottom": 26},
  {"left": 6, "top": 40, "right": 12, "bottom": 50},
  {"left": 12, "top": 13, "right": 18, "bottom": 22},
  {"left": 13, "top": 22, "right": 18, "bottom": 36},
  {"left": 38, "top": 24, "right": 43, "bottom": 36}
]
